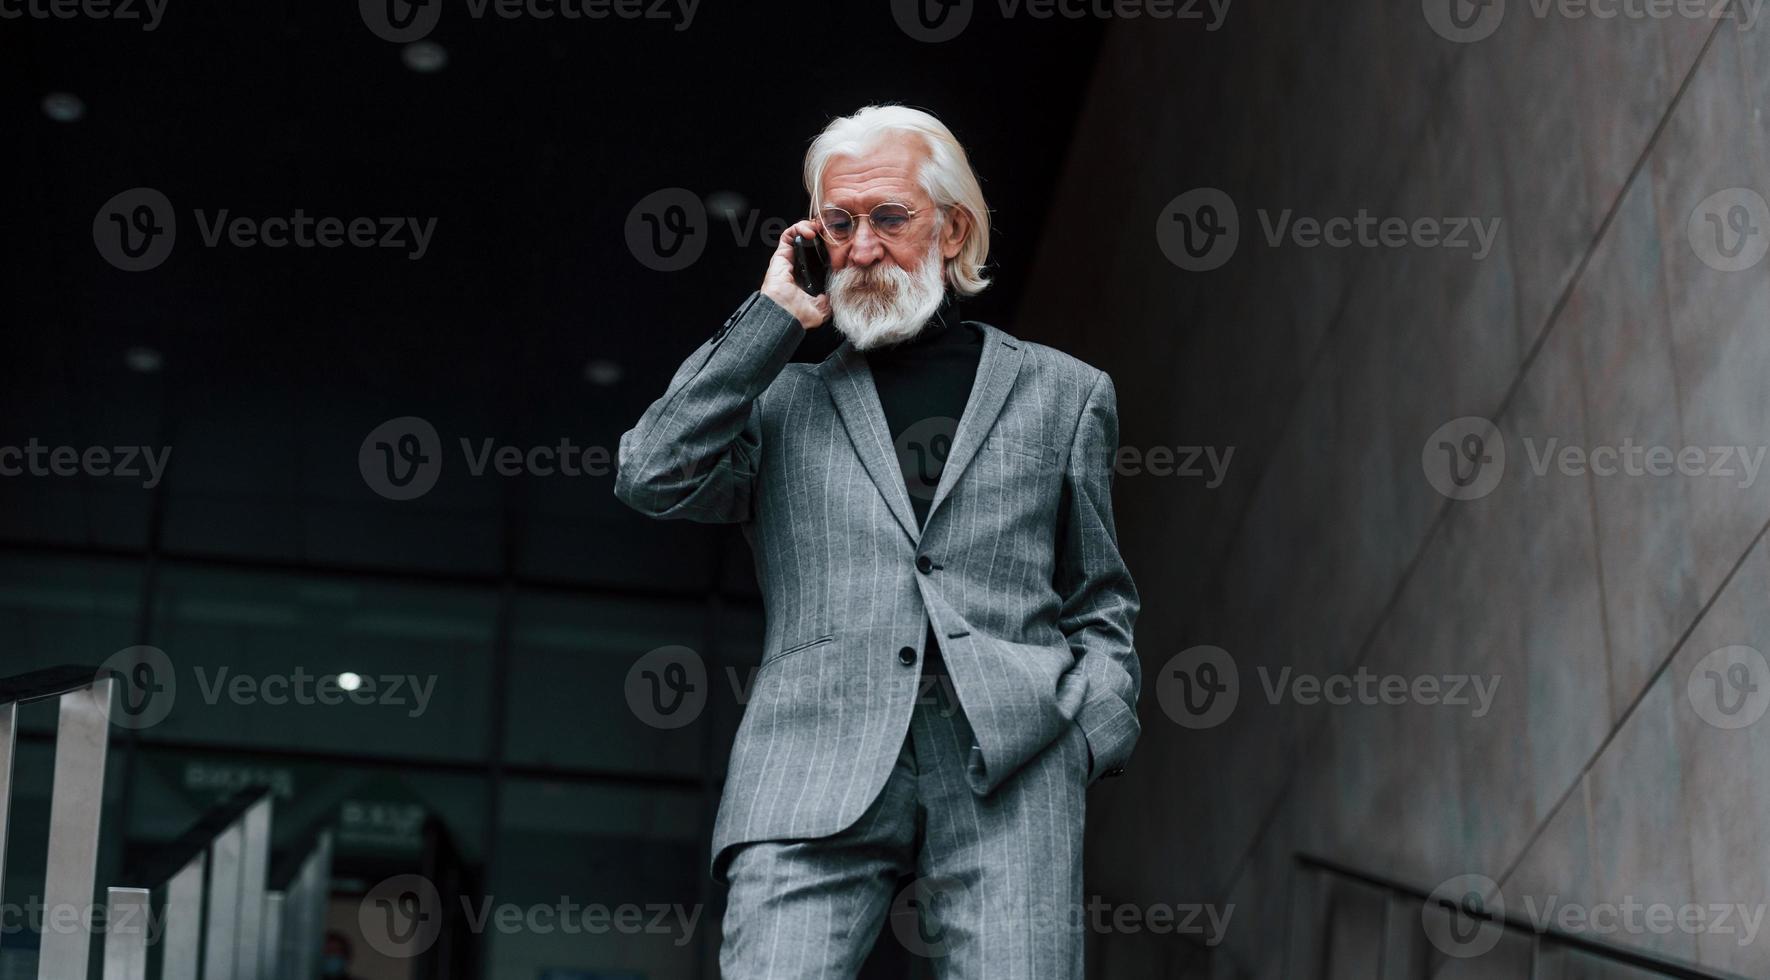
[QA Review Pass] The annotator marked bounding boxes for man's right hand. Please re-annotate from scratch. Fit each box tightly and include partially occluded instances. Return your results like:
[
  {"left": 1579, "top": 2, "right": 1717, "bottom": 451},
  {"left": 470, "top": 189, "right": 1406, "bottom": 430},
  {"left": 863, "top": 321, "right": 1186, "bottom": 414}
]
[{"left": 759, "top": 219, "right": 833, "bottom": 329}]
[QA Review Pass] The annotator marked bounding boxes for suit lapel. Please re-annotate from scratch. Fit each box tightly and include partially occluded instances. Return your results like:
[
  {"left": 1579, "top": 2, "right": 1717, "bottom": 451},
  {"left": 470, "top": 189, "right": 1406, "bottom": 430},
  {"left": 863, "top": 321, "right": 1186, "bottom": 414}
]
[
  {"left": 927, "top": 324, "right": 1023, "bottom": 520},
  {"left": 819, "top": 344, "right": 922, "bottom": 543}
]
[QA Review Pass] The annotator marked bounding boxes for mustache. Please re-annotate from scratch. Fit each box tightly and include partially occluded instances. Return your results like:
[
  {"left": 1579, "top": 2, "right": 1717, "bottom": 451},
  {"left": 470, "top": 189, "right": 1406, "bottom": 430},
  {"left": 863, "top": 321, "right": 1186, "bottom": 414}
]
[{"left": 846, "top": 265, "right": 900, "bottom": 292}]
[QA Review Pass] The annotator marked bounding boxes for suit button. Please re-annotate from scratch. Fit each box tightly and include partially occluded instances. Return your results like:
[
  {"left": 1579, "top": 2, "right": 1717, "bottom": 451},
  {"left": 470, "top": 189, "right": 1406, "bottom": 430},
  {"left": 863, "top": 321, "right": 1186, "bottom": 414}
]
[
  {"left": 915, "top": 555, "right": 934, "bottom": 574},
  {"left": 1106, "top": 767, "right": 1126, "bottom": 778},
  {"left": 897, "top": 646, "right": 917, "bottom": 666}
]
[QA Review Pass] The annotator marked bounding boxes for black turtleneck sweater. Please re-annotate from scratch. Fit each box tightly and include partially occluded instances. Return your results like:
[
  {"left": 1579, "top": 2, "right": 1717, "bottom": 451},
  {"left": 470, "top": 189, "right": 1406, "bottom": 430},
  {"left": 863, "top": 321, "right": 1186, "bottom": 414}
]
[
  {"left": 866, "top": 292, "right": 983, "bottom": 527},
  {"left": 863, "top": 293, "right": 983, "bottom": 671}
]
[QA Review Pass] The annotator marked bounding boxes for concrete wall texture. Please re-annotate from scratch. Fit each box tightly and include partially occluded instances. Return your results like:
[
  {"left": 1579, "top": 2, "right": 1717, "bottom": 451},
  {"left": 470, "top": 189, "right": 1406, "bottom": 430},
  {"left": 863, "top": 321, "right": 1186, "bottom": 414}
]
[{"left": 1022, "top": 3, "right": 1770, "bottom": 976}]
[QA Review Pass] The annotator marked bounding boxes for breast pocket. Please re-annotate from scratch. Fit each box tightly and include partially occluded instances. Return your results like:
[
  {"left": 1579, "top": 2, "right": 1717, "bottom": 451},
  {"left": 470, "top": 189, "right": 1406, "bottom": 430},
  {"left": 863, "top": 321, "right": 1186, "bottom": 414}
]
[
  {"left": 763, "top": 633, "right": 834, "bottom": 668},
  {"left": 970, "top": 436, "right": 1061, "bottom": 488}
]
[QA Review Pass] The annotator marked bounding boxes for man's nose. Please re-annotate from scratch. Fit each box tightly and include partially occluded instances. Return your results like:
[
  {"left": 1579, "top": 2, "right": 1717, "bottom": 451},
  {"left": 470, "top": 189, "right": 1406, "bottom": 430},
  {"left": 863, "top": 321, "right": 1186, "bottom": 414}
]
[{"left": 846, "top": 223, "right": 884, "bottom": 265}]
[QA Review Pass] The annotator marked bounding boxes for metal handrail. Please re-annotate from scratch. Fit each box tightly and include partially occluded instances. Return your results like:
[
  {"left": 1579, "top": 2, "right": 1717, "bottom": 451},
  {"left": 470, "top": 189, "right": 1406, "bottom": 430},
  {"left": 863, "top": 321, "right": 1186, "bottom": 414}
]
[
  {"left": 0, "top": 666, "right": 111, "bottom": 706},
  {"left": 98, "top": 785, "right": 333, "bottom": 980},
  {"left": 102, "top": 786, "right": 267, "bottom": 980},
  {"left": 0, "top": 665, "right": 113, "bottom": 980},
  {"left": 126, "top": 786, "right": 272, "bottom": 891},
  {"left": 1295, "top": 853, "right": 1742, "bottom": 980},
  {"left": 1, "top": 668, "right": 335, "bottom": 980},
  {"left": 266, "top": 823, "right": 334, "bottom": 980}
]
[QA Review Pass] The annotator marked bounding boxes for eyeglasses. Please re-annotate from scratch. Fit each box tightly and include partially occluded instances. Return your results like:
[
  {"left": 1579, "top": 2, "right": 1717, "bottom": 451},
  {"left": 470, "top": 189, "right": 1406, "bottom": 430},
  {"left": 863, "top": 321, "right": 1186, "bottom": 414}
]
[{"left": 816, "top": 203, "right": 941, "bottom": 244}]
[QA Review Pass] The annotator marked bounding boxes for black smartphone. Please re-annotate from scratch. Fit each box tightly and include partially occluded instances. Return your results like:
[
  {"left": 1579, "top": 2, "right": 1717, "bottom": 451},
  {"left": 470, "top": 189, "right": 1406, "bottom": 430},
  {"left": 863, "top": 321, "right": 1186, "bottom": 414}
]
[{"left": 792, "top": 233, "right": 829, "bottom": 296}]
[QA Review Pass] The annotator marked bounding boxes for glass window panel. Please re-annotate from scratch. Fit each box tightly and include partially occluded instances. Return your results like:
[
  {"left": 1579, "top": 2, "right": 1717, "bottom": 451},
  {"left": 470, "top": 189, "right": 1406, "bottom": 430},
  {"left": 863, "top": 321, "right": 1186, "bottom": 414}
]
[
  {"left": 503, "top": 592, "right": 712, "bottom": 777},
  {"left": 144, "top": 565, "right": 497, "bottom": 762}
]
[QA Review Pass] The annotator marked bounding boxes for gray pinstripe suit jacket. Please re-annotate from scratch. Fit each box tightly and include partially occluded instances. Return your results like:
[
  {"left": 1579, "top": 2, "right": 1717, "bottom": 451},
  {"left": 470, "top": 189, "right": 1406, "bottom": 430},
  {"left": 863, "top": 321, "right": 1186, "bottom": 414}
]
[{"left": 615, "top": 291, "right": 1141, "bottom": 881}]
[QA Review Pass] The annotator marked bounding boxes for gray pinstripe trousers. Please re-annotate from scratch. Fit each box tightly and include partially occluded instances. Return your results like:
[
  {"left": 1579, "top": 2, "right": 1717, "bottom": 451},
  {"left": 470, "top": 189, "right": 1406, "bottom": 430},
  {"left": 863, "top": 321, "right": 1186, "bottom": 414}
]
[{"left": 719, "top": 664, "right": 1089, "bottom": 979}]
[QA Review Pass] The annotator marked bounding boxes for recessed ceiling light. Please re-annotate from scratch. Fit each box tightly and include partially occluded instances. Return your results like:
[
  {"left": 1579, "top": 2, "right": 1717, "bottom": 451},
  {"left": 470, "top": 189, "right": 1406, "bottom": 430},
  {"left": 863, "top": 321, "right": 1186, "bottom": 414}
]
[
  {"left": 403, "top": 41, "right": 448, "bottom": 73},
  {"left": 584, "top": 358, "right": 623, "bottom": 386},
  {"left": 42, "top": 92, "right": 85, "bottom": 122},
  {"left": 706, "top": 191, "right": 748, "bottom": 221},
  {"left": 337, "top": 671, "right": 364, "bottom": 692},
  {"left": 125, "top": 346, "right": 163, "bottom": 374}
]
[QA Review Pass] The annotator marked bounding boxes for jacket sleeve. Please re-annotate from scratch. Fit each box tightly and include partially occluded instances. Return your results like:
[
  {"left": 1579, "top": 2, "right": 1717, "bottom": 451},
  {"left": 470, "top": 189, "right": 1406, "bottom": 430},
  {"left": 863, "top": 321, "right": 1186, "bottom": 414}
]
[
  {"left": 1056, "top": 369, "right": 1143, "bottom": 782},
  {"left": 613, "top": 292, "right": 804, "bottom": 523}
]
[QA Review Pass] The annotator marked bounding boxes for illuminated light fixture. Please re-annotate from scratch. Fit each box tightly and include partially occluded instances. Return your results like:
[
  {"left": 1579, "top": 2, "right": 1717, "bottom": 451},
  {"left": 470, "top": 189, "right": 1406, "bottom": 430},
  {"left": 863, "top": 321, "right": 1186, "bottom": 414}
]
[
  {"left": 705, "top": 191, "right": 748, "bottom": 221},
  {"left": 43, "top": 92, "right": 85, "bottom": 122},
  {"left": 584, "top": 358, "right": 623, "bottom": 386},
  {"left": 403, "top": 41, "right": 448, "bottom": 73},
  {"left": 125, "top": 346, "right": 164, "bottom": 374}
]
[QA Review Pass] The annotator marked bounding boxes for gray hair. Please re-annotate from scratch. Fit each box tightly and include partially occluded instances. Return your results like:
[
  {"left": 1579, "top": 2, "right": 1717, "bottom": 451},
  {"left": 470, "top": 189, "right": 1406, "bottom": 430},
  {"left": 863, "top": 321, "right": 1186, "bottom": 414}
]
[{"left": 803, "top": 105, "right": 992, "bottom": 297}]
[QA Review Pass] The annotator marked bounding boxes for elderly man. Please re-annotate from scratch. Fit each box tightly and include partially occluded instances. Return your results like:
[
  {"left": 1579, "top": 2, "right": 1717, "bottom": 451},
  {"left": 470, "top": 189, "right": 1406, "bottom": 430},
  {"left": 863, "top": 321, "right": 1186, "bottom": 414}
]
[{"left": 615, "top": 104, "right": 1140, "bottom": 978}]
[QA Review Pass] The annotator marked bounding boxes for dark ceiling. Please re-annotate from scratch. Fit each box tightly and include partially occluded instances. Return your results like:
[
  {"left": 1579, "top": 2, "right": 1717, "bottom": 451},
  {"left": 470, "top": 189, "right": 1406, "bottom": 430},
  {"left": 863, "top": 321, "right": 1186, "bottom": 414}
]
[{"left": 2, "top": 1, "right": 1107, "bottom": 599}]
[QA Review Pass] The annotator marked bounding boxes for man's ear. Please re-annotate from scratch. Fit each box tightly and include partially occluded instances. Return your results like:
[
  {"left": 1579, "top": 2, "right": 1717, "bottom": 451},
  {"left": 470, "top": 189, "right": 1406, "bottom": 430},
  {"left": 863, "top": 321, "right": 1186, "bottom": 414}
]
[{"left": 939, "top": 207, "right": 971, "bottom": 260}]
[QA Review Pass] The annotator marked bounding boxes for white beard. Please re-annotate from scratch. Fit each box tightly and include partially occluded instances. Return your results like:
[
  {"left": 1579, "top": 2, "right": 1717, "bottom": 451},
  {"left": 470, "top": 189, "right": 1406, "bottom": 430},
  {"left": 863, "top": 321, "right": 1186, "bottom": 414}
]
[{"left": 827, "top": 243, "right": 947, "bottom": 351}]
